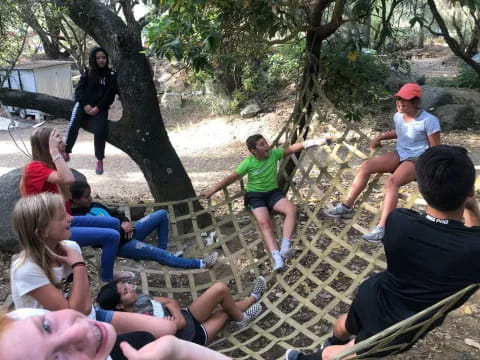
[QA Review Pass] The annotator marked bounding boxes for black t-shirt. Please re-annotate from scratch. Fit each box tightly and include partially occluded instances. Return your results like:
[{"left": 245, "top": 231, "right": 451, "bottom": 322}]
[{"left": 353, "top": 208, "right": 480, "bottom": 336}]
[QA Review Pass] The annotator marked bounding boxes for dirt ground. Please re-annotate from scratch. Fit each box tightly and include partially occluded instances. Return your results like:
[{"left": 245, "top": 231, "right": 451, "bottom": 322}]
[{"left": 1, "top": 46, "right": 479, "bottom": 359}]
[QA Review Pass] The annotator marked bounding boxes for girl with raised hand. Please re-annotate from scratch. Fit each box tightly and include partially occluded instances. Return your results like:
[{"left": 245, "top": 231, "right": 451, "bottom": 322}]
[{"left": 21, "top": 126, "right": 131, "bottom": 282}]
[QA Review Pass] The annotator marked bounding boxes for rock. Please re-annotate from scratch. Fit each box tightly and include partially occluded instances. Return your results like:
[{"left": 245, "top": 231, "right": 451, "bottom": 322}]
[
  {"left": 432, "top": 104, "right": 474, "bottom": 131},
  {"left": 0, "top": 168, "right": 86, "bottom": 253},
  {"left": 384, "top": 70, "right": 417, "bottom": 91},
  {"left": 161, "top": 92, "right": 182, "bottom": 109},
  {"left": 421, "top": 86, "right": 454, "bottom": 111},
  {"left": 415, "top": 74, "right": 426, "bottom": 86},
  {"left": 240, "top": 103, "right": 261, "bottom": 118}
]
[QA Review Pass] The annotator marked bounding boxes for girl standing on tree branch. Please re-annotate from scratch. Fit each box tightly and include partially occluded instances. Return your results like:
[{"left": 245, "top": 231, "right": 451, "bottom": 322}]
[{"left": 64, "top": 46, "right": 117, "bottom": 175}]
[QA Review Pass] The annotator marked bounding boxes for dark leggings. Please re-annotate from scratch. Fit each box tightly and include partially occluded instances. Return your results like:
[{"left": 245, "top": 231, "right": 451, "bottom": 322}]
[
  {"left": 110, "top": 331, "right": 155, "bottom": 360},
  {"left": 65, "top": 101, "right": 109, "bottom": 160}
]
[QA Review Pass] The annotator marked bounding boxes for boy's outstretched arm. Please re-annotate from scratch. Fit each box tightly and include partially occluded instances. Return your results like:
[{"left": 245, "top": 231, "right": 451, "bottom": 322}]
[
  {"left": 464, "top": 194, "right": 480, "bottom": 227},
  {"left": 284, "top": 137, "right": 332, "bottom": 157},
  {"left": 201, "top": 172, "right": 240, "bottom": 199}
]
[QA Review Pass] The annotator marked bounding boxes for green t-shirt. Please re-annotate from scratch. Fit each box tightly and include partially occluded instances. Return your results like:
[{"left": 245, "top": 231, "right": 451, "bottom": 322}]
[{"left": 235, "top": 148, "right": 284, "bottom": 192}]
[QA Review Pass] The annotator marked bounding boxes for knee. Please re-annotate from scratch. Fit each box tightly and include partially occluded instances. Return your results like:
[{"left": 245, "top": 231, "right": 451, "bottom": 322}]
[
  {"left": 106, "top": 230, "right": 121, "bottom": 245},
  {"left": 256, "top": 217, "right": 272, "bottom": 230},
  {"left": 287, "top": 203, "right": 297, "bottom": 218},
  {"left": 211, "top": 282, "right": 229, "bottom": 296},
  {"left": 385, "top": 175, "right": 400, "bottom": 192},
  {"left": 359, "top": 160, "right": 372, "bottom": 173}
]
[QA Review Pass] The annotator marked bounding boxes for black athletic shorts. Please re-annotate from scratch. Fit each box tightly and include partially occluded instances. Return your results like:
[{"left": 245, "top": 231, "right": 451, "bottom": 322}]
[
  {"left": 176, "top": 308, "right": 208, "bottom": 346},
  {"left": 244, "top": 188, "right": 284, "bottom": 210}
]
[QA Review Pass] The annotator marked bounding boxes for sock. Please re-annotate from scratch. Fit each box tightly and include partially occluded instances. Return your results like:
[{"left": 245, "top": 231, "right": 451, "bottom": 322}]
[
  {"left": 341, "top": 203, "right": 352, "bottom": 210},
  {"left": 251, "top": 292, "right": 260, "bottom": 302},
  {"left": 199, "top": 260, "right": 206, "bottom": 269},
  {"left": 280, "top": 238, "right": 291, "bottom": 253},
  {"left": 272, "top": 250, "right": 284, "bottom": 271}
]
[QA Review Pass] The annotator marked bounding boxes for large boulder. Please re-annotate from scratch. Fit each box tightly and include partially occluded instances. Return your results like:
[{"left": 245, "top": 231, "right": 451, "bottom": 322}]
[
  {"left": 0, "top": 168, "right": 86, "bottom": 253},
  {"left": 420, "top": 86, "right": 454, "bottom": 111},
  {"left": 240, "top": 103, "right": 261, "bottom": 118},
  {"left": 433, "top": 104, "right": 475, "bottom": 131},
  {"left": 161, "top": 92, "right": 182, "bottom": 109}
]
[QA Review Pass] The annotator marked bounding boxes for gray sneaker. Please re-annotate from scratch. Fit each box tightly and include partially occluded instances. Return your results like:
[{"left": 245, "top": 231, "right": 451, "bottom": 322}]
[
  {"left": 362, "top": 226, "right": 385, "bottom": 243},
  {"left": 325, "top": 203, "right": 355, "bottom": 219},
  {"left": 285, "top": 349, "right": 301, "bottom": 360},
  {"left": 202, "top": 251, "right": 218, "bottom": 268}
]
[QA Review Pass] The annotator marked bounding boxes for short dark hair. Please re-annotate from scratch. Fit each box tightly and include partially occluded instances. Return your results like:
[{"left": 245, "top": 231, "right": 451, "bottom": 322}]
[
  {"left": 416, "top": 145, "right": 475, "bottom": 211},
  {"left": 70, "top": 180, "right": 91, "bottom": 200},
  {"left": 96, "top": 279, "right": 122, "bottom": 310},
  {"left": 246, "top": 134, "right": 264, "bottom": 151}
]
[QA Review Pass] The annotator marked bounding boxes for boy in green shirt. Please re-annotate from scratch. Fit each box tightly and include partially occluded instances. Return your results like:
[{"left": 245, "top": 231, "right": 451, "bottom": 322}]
[{"left": 202, "top": 134, "right": 331, "bottom": 272}]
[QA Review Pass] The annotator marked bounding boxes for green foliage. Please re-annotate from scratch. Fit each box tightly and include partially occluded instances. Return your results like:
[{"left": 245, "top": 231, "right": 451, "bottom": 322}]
[
  {"left": 321, "top": 46, "right": 392, "bottom": 121},
  {"left": 433, "top": 67, "right": 480, "bottom": 88}
]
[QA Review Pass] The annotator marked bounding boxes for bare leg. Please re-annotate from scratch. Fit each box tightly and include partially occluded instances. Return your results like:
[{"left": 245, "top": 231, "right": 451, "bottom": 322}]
[
  {"left": 378, "top": 160, "right": 416, "bottom": 227},
  {"left": 188, "top": 282, "right": 243, "bottom": 323},
  {"left": 344, "top": 152, "right": 400, "bottom": 207},
  {"left": 251, "top": 206, "right": 279, "bottom": 252},
  {"left": 202, "top": 296, "right": 256, "bottom": 342},
  {"left": 273, "top": 198, "right": 297, "bottom": 240}
]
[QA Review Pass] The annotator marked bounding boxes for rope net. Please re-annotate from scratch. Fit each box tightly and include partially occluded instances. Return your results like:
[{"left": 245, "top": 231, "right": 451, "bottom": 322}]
[{"left": 96, "top": 75, "right": 479, "bottom": 360}]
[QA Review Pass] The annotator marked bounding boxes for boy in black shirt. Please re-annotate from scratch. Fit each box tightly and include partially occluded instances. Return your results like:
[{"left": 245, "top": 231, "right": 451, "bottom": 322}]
[{"left": 286, "top": 145, "right": 480, "bottom": 360}]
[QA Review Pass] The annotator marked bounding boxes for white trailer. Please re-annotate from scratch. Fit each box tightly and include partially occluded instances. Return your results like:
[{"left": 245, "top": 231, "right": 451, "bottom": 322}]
[{"left": 1, "top": 60, "right": 73, "bottom": 120}]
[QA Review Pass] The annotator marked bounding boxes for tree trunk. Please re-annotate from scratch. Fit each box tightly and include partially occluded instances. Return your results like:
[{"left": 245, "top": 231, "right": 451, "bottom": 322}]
[{"left": 278, "top": 0, "right": 345, "bottom": 191}]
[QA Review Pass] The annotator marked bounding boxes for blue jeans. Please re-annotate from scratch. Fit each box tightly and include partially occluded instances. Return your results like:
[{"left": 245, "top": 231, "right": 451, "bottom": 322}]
[
  {"left": 117, "top": 210, "right": 201, "bottom": 269},
  {"left": 70, "top": 216, "right": 121, "bottom": 281}
]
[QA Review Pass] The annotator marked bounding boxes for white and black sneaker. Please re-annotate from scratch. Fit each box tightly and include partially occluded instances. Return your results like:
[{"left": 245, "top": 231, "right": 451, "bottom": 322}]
[
  {"left": 250, "top": 276, "right": 267, "bottom": 301},
  {"left": 236, "top": 303, "right": 263, "bottom": 329}
]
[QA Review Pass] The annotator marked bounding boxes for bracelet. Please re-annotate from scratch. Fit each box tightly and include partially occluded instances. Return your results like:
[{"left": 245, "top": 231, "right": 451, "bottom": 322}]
[
  {"left": 71, "top": 261, "right": 86, "bottom": 269},
  {"left": 51, "top": 153, "right": 63, "bottom": 162}
]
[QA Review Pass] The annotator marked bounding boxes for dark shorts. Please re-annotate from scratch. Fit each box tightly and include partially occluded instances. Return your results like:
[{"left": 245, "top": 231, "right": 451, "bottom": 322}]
[
  {"left": 176, "top": 308, "right": 208, "bottom": 346},
  {"left": 244, "top": 188, "right": 284, "bottom": 210}
]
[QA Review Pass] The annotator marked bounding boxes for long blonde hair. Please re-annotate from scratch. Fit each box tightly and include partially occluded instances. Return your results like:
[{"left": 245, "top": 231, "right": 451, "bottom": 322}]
[
  {"left": 20, "top": 127, "right": 71, "bottom": 200},
  {"left": 12, "top": 193, "right": 66, "bottom": 287}
]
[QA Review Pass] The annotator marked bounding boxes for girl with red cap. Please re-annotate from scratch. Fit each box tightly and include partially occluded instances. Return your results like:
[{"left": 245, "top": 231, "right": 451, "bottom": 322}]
[{"left": 325, "top": 83, "right": 441, "bottom": 243}]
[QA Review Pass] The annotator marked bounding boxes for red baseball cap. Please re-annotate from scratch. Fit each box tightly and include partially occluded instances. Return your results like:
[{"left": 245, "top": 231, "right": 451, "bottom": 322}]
[{"left": 394, "top": 83, "right": 422, "bottom": 100}]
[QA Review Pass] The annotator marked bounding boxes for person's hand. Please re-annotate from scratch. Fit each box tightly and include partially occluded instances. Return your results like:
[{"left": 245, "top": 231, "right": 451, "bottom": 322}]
[
  {"left": 163, "top": 315, "right": 175, "bottom": 321},
  {"left": 121, "top": 222, "right": 135, "bottom": 239},
  {"left": 54, "top": 243, "right": 84, "bottom": 266},
  {"left": 48, "top": 128, "right": 64, "bottom": 154},
  {"left": 200, "top": 189, "right": 215, "bottom": 199},
  {"left": 367, "top": 137, "right": 382, "bottom": 150},
  {"left": 89, "top": 106, "right": 100, "bottom": 116},
  {"left": 303, "top": 137, "right": 334, "bottom": 149},
  {"left": 83, "top": 105, "right": 92, "bottom": 114}
]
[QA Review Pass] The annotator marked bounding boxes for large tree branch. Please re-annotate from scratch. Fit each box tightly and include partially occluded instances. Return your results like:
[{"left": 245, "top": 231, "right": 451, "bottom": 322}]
[
  {"left": 0, "top": 89, "right": 72, "bottom": 119},
  {"left": 427, "top": 0, "right": 480, "bottom": 74}
]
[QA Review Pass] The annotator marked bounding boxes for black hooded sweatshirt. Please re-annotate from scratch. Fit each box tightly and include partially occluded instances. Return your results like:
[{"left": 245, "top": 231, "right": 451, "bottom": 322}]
[{"left": 74, "top": 47, "right": 117, "bottom": 111}]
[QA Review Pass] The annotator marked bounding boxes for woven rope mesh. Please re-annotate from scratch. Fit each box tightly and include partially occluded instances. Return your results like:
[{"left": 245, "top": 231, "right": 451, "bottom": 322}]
[{"left": 99, "top": 76, "right": 480, "bottom": 360}]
